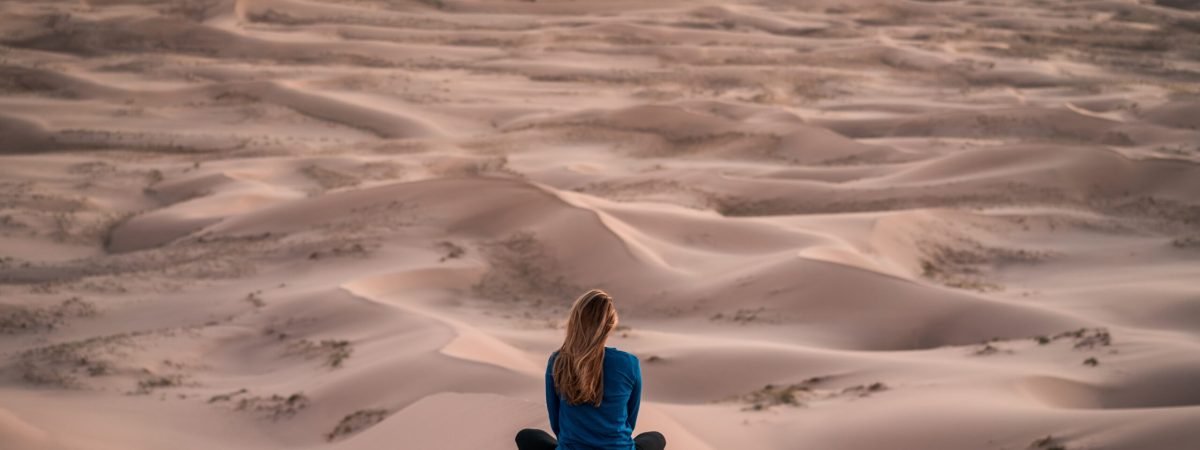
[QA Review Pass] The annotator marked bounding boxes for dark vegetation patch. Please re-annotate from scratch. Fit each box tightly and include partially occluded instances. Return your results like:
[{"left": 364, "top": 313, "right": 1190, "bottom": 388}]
[
  {"left": 1031, "top": 435, "right": 1068, "bottom": 450},
  {"left": 471, "top": 231, "right": 582, "bottom": 310},
  {"left": 1172, "top": 235, "right": 1200, "bottom": 249},
  {"left": 709, "top": 307, "right": 784, "bottom": 325},
  {"left": 730, "top": 377, "right": 887, "bottom": 411},
  {"left": 235, "top": 392, "right": 311, "bottom": 420},
  {"left": 327, "top": 409, "right": 391, "bottom": 441},
  {"left": 208, "top": 388, "right": 249, "bottom": 403},
  {"left": 285, "top": 338, "right": 354, "bottom": 368},
  {"left": 436, "top": 240, "right": 466, "bottom": 262},
  {"left": 919, "top": 239, "right": 1051, "bottom": 292},
  {"left": 0, "top": 297, "right": 97, "bottom": 334},
  {"left": 15, "top": 332, "right": 138, "bottom": 388},
  {"left": 133, "top": 374, "right": 185, "bottom": 394}
]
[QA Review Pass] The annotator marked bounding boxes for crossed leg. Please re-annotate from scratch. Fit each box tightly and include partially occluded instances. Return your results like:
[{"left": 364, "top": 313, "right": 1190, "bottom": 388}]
[{"left": 515, "top": 429, "right": 667, "bottom": 450}]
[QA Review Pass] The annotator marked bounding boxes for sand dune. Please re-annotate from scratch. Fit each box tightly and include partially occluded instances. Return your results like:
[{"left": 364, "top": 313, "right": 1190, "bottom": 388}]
[{"left": 2, "top": 0, "right": 1199, "bottom": 449}]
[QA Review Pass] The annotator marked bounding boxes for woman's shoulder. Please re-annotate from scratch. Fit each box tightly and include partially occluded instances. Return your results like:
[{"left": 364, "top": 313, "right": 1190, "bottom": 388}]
[{"left": 604, "top": 346, "right": 639, "bottom": 364}]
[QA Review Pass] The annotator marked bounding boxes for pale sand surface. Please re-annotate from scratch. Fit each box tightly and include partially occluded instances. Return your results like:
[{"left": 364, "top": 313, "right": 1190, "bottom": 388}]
[{"left": 2, "top": 0, "right": 1200, "bottom": 449}]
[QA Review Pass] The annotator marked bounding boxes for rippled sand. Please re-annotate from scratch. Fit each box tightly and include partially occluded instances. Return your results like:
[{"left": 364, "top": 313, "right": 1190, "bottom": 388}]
[{"left": 2, "top": 0, "right": 1200, "bottom": 449}]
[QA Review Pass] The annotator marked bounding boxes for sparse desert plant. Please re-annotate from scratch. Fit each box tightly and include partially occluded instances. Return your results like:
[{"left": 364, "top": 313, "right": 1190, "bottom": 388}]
[
  {"left": 308, "top": 242, "right": 369, "bottom": 260},
  {"left": 326, "top": 409, "right": 391, "bottom": 441},
  {"left": 208, "top": 388, "right": 249, "bottom": 403},
  {"left": 436, "top": 240, "right": 465, "bottom": 262},
  {"left": 973, "top": 343, "right": 1010, "bottom": 356},
  {"left": 144, "top": 168, "right": 164, "bottom": 184},
  {"left": 322, "top": 340, "right": 353, "bottom": 368},
  {"left": 244, "top": 291, "right": 265, "bottom": 308},
  {"left": 300, "top": 164, "right": 360, "bottom": 193},
  {"left": 710, "top": 307, "right": 779, "bottom": 324},
  {"left": 86, "top": 361, "right": 110, "bottom": 376},
  {"left": 235, "top": 392, "right": 310, "bottom": 420},
  {"left": 1172, "top": 236, "right": 1200, "bottom": 249},
  {"left": 731, "top": 377, "right": 880, "bottom": 410},
  {"left": 285, "top": 338, "right": 353, "bottom": 368},
  {"left": 1053, "top": 328, "right": 1111, "bottom": 349},
  {"left": 916, "top": 235, "right": 1054, "bottom": 293},
  {"left": 16, "top": 332, "right": 134, "bottom": 388},
  {"left": 134, "top": 374, "right": 184, "bottom": 394},
  {"left": 842, "top": 382, "right": 888, "bottom": 396},
  {"left": 415, "top": 0, "right": 446, "bottom": 10},
  {"left": 1031, "top": 435, "right": 1067, "bottom": 450},
  {"left": 1, "top": 297, "right": 97, "bottom": 334},
  {"left": 741, "top": 383, "right": 808, "bottom": 410},
  {"left": 471, "top": 231, "right": 581, "bottom": 309}
]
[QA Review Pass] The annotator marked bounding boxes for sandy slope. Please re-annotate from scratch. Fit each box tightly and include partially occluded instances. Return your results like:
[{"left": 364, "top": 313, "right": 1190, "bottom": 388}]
[{"left": 2, "top": 0, "right": 1199, "bottom": 449}]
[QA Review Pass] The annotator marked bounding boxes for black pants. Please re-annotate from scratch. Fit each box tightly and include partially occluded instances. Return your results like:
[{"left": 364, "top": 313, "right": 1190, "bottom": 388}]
[{"left": 516, "top": 428, "right": 666, "bottom": 450}]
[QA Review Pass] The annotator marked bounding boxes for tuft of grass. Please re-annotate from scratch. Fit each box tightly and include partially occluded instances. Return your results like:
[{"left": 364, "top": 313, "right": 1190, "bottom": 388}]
[
  {"left": 974, "top": 344, "right": 1001, "bottom": 355},
  {"left": 322, "top": 340, "right": 353, "bottom": 368},
  {"left": 471, "top": 231, "right": 581, "bottom": 309},
  {"left": 1, "top": 297, "right": 98, "bottom": 334},
  {"left": 16, "top": 332, "right": 135, "bottom": 388},
  {"left": 746, "top": 383, "right": 807, "bottom": 409},
  {"left": 1054, "top": 328, "right": 1111, "bottom": 349},
  {"left": 733, "top": 376, "right": 880, "bottom": 410},
  {"left": 285, "top": 338, "right": 353, "bottom": 368},
  {"left": 299, "top": 164, "right": 360, "bottom": 193},
  {"left": 208, "top": 388, "right": 248, "bottom": 403},
  {"left": 436, "top": 241, "right": 465, "bottom": 262},
  {"left": 1031, "top": 435, "right": 1067, "bottom": 450},
  {"left": 86, "top": 362, "right": 110, "bottom": 376},
  {"left": 134, "top": 374, "right": 184, "bottom": 394},
  {"left": 326, "top": 409, "right": 390, "bottom": 441},
  {"left": 710, "top": 307, "right": 778, "bottom": 325},
  {"left": 1032, "top": 328, "right": 1112, "bottom": 349},
  {"left": 244, "top": 291, "right": 265, "bottom": 308},
  {"left": 1171, "top": 236, "right": 1200, "bottom": 249},
  {"left": 842, "top": 382, "right": 888, "bottom": 396},
  {"left": 234, "top": 392, "right": 310, "bottom": 420},
  {"left": 416, "top": 0, "right": 446, "bottom": 10}
]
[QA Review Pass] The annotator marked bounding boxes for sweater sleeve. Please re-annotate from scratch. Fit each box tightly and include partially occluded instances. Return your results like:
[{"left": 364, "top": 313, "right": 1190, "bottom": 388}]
[
  {"left": 546, "top": 353, "right": 561, "bottom": 437},
  {"left": 626, "top": 353, "right": 642, "bottom": 431}
]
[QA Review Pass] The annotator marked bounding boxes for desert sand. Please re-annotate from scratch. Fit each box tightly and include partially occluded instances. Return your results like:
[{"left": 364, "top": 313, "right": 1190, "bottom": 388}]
[{"left": 2, "top": 0, "right": 1200, "bottom": 449}]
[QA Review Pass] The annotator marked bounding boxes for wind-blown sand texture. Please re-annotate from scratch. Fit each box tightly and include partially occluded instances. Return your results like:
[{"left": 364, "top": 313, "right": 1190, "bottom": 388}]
[{"left": 2, "top": 0, "right": 1200, "bottom": 449}]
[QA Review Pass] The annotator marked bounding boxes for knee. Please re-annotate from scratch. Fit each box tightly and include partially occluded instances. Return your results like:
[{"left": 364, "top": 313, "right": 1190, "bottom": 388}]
[
  {"left": 640, "top": 431, "right": 667, "bottom": 446},
  {"left": 515, "top": 428, "right": 540, "bottom": 442},
  {"left": 650, "top": 431, "right": 666, "bottom": 444}
]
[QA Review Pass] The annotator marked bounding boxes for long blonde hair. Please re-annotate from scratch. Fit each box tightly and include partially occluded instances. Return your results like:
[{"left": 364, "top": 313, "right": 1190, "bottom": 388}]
[{"left": 553, "top": 289, "right": 618, "bottom": 406}]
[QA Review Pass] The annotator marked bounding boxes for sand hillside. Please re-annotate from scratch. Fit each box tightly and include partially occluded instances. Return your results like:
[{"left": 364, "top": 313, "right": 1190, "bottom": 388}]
[{"left": 2, "top": 0, "right": 1200, "bottom": 449}]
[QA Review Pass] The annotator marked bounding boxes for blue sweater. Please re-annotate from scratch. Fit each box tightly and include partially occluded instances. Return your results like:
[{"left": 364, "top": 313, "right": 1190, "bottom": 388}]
[{"left": 546, "top": 347, "right": 642, "bottom": 450}]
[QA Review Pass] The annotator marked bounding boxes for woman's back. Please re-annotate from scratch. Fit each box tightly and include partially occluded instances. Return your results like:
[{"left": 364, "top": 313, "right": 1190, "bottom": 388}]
[
  {"left": 515, "top": 289, "right": 665, "bottom": 450},
  {"left": 546, "top": 347, "right": 642, "bottom": 449}
]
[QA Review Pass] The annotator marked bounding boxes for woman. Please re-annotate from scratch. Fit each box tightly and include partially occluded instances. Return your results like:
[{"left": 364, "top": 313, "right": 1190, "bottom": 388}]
[{"left": 516, "top": 289, "right": 667, "bottom": 450}]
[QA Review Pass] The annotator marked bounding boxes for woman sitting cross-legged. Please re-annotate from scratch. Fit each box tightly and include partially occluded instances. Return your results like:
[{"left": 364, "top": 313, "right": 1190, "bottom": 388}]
[{"left": 515, "top": 289, "right": 667, "bottom": 450}]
